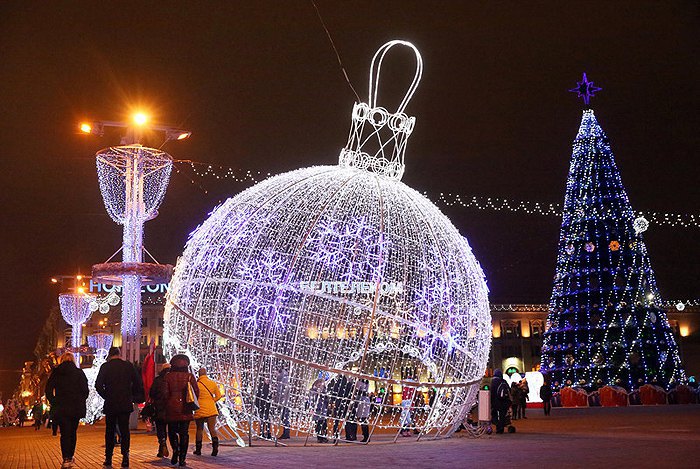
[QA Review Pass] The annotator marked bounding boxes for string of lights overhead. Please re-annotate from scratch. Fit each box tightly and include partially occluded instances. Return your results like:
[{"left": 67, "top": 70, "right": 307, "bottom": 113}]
[{"left": 174, "top": 161, "right": 699, "bottom": 229}]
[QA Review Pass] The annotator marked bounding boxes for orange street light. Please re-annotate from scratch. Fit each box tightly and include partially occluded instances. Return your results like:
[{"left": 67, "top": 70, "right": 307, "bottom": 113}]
[
  {"left": 133, "top": 112, "right": 148, "bottom": 126},
  {"left": 80, "top": 123, "right": 92, "bottom": 134}
]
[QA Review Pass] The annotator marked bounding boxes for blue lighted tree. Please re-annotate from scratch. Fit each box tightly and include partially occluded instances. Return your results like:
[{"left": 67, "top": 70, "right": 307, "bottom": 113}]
[{"left": 540, "top": 75, "right": 686, "bottom": 391}]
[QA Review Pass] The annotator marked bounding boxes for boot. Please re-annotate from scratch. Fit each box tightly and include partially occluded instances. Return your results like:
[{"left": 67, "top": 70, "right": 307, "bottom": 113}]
[
  {"left": 178, "top": 434, "right": 189, "bottom": 466},
  {"left": 157, "top": 440, "right": 166, "bottom": 458},
  {"left": 193, "top": 440, "right": 202, "bottom": 456},
  {"left": 120, "top": 453, "right": 129, "bottom": 467},
  {"left": 279, "top": 428, "right": 290, "bottom": 440},
  {"left": 170, "top": 450, "right": 178, "bottom": 465},
  {"left": 103, "top": 451, "right": 113, "bottom": 468},
  {"left": 211, "top": 437, "right": 219, "bottom": 457}
]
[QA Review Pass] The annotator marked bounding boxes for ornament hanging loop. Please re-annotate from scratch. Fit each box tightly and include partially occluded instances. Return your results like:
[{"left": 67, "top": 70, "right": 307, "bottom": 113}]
[
  {"left": 368, "top": 40, "right": 423, "bottom": 114},
  {"left": 339, "top": 40, "right": 423, "bottom": 181}
]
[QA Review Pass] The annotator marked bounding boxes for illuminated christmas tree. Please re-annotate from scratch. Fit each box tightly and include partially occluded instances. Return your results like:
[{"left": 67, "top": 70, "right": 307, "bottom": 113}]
[{"left": 540, "top": 74, "right": 685, "bottom": 390}]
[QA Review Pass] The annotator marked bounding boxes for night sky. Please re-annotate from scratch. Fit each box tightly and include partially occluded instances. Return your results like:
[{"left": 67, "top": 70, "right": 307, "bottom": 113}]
[{"left": 0, "top": 1, "right": 697, "bottom": 398}]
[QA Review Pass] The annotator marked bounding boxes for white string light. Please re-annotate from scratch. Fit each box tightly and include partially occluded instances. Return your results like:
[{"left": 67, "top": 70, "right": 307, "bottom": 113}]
[{"left": 164, "top": 40, "right": 491, "bottom": 442}]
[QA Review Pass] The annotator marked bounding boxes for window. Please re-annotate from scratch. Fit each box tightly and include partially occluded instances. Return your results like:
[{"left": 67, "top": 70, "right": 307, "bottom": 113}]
[
  {"left": 530, "top": 320, "right": 545, "bottom": 338},
  {"left": 501, "top": 320, "right": 521, "bottom": 338},
  {"left": 158, "top": 335, "right": 163, "bottom": 346},
  {"left": 141, "top": 335, "right": 148, "bottom": 346},
  {"left": 158, "top": 318, "right": 164, "bottom": 327},
  {"left": 141, "top": 317, "right": 148, "bottom": 327}
]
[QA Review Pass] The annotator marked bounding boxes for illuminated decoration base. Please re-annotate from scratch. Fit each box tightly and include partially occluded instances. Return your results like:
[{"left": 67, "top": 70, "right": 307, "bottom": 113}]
[
  {"left": 83, "top": 356, "right": 106, "bottom": 424},
  {"left": 92, "top": 262, "right": 173, "bottom": 285},
  {"left": 165, "top": 41, "right": 491, "bottom": 442},
  {"left": 541, "top": 106, "right": 686, "bottom": 390},
  {"left": 95, "top": 144, "right": 173, "bottom": 362}
]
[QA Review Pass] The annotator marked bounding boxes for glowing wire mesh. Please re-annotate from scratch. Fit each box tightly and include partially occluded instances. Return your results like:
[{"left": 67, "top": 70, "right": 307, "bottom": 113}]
[
  {"left": 59, "top": 293, "right": 93, "bottom": 349},
  {"left": 164, "top": 41, "right": 491, "bottom": 442}
]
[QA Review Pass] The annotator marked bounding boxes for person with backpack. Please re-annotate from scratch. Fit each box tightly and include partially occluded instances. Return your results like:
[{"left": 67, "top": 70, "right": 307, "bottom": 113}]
[
  {"left": 490, "top": 369, "right": 512, "bottom": 434},
  {"left": 193, "top": 367, "right": 223, "bottom": 457},
  {"left": 540, "top": 379, "right": 553, "bottom": 416}
]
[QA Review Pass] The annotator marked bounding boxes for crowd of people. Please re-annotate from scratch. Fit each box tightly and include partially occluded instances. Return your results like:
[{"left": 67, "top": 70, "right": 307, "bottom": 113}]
[{"left": 38, "top": 346, "right": 224, "bottom": 468}]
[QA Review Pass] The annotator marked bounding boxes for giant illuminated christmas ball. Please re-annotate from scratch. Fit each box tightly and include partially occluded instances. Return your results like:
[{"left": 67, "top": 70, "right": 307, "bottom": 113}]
[{"left": 165, "top": 41, "right": 491, "bottom": 439}]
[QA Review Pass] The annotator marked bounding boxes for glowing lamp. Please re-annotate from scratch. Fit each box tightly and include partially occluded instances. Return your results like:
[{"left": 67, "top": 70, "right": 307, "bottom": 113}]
[
  {"left": 133, "top": 112, "right": 148, "bottom": 126},
  {"left": 80, "top": 123, "right": 92, "bottom": 134}
]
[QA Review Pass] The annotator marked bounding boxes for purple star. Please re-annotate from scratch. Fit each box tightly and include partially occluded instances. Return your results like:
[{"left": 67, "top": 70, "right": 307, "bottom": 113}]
[{"left": 569, "top": 72, "right": 602, "bottom": 105}]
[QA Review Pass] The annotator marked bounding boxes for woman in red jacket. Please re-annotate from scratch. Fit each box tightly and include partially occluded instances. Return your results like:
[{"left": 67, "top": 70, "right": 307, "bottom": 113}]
[{"left": 164, "top": 354, "right": 199, "bottom": 467}]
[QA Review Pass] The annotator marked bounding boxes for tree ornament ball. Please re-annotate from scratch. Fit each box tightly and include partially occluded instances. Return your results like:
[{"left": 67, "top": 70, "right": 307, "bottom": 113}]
[{"left": 164, "top": 41, "right": 491, "bottom": 437}]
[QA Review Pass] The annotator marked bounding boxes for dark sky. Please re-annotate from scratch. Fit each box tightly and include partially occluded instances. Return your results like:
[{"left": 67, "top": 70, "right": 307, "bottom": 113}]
[{"left": 0, "top": 1, "right": 697, "bottom": 398}]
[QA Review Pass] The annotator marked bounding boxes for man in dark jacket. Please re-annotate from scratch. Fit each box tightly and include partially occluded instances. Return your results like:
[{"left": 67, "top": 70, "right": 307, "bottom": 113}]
[
  {"left": 95, "top": 347, "right": 144, "bottom": 468},
  {"left": 46, "top": 352, "right": 89, "bottom": 468},
  {"left": 490, "top": 369, "right": 511, "bottom": 434}
]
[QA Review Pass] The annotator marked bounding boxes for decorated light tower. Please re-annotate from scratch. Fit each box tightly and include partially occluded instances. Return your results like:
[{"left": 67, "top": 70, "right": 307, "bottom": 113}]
[
  {"left": 84, "top": 115, "right": 190, "bottom": 362},
  {"left": 540, "top": 74, "right": 686, "bottom": 390},
  {"left": 58, "top": 293, "right": 93, "bottom": 363}
]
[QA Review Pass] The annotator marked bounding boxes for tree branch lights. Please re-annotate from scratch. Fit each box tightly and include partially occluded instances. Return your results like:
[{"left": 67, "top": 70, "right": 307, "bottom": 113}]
[
  {"left": 164, "top": 41, "right": 491, "bottom": 442},
  {"left": 541, "top": 109, "right": 686, "bottom": 391},
  {"left": 94, "top": 145, "right": 173, "bottom": 362},
  {"left": 58, "top": 293, "right": 93, "bottom": 362}
]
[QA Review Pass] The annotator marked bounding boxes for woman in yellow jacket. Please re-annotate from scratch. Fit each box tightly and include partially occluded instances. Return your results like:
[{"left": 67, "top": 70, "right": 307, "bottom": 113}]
[{"left": 193, "top": 368, "right": 223, "bottom": 456}]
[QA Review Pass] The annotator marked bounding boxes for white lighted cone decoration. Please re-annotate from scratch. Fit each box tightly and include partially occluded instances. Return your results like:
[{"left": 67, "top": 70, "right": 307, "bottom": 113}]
[
  {"left": 88, "top": 333, "right": 114, "bottom": 360},
  {"left": 93, "top": 145, "right": 174, "bottom": 362},
  {"left": 59, "top": 293, "right": 93, "bottom": 362},
  {"left": 164, "top": 41, "right": 491, "bottom": 443}
]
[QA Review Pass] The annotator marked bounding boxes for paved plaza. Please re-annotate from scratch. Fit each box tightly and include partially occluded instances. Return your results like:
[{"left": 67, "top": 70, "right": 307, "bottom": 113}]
[{"left": 1, "top": 405, "right": 699, "bottom": 468}]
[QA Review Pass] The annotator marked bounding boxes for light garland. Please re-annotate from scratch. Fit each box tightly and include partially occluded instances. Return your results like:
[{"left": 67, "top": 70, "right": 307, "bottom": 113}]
[
  {"left": 540, "top": 107, "right": 686, "bottom": 391},
  {"left": 82, "top": 356, "right": 106, "bottom": 424},
  {"left": 164, "top": 41, "right": 491, "bottom": 442},
  {"left": 58, "top": 293, "right": 93, "bottom": 351}
]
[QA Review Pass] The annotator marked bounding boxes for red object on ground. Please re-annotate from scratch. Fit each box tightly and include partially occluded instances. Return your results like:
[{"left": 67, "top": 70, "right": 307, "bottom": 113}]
[
  {"left": 599, "top": 385, "right": 628, "bottom": 407},
  {"left": 561, "top": 386, "right": 588, "bottom": 407},
  {"left": 639, "top": 384, "right": 667, "bottom": 405},
  {"left": 671, "top": 385, "right": 694, "bottom": 404},
  {"left": 141, "top": 338, "right": 156, "bottom": 399}
]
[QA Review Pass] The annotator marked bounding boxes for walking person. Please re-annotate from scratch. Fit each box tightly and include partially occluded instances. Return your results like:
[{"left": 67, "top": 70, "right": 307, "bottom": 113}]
[
  {"left": 519, "top": 378, "right": 530, "bottom": 419},
  {"left": 490, "top": 369, "right": 511, "bottom": 434},
  {"left": 45, "top": 352, "right": 89, "bottom": 468},
  {"left": 540, "top": 379, "right": 553, "bottom": 416},
  {"left": 95, "top": 347, "right": 145, "bottom": 468},
  {"left": 164, "top": 354, "right": 199, "bottom": 466},
  {"left": 149, "top": 363, "right": 170, "bottom": 458},
  {"left": 274, "top": 366, "right": 291, "bottom": 439},
  {"left": 308, "top": 378, "right": 329, "bottom": 443},
  {"left": 32, "top": 401, "right": 43, "bottom": 430},
  {"left": 356, "top": 380, "right": 371, "bottom": 443},
  {"left": 18, "top": 407, "right": 27, "bottom": 427},
  {"left": 254, "top": 376, "right": 272, "bottom": 439},
  {"left": 193, "top": 367, "right": 223, "bottom": 457},
  {"left": 510, "top": 381, "right": 521, "bottom": 420},
  {"left": 400, "top": 377, "right": 417, "bottom": 436}
]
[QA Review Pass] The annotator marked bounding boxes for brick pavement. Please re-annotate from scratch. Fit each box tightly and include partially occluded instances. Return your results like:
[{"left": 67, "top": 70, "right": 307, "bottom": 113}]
[{"left": 1, "top": 405, "right": 699, "bottom": 468}]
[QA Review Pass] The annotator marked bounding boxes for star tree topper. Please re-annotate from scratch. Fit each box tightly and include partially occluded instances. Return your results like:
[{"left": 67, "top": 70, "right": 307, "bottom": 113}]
[{"left": 569, "top": 72, "right": 602, "bottom": 105}]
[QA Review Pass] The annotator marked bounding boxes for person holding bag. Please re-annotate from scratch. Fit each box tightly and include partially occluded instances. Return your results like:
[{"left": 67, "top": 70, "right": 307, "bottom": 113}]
[
  {"left": 193, "top": 367, "right": 223, "bottom": 457},
  {"left": 164, "top": 354, "right": 199, "bottom": 467}
]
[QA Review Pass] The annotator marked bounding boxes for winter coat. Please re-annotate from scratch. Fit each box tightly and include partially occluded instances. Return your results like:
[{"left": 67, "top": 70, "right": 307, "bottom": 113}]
[
  {"left": 45, "top": 362, "right": 88, "bottom": 420},
  {"left": 356, "top": 395, "right": 371, "bottom": 420},
  {"left": 95, "top": 357, "right": 145, "bottom": 415},
  {"left": 163, "top": 357, "right": 198, "bottom": 422},
  {"left": 255, "top": 380, "right": 271, "bottom": 415},
  {"left": 275, "top": 369, "right": 290, "bottom": 405},
  {"left": 539, "top": 383, "right": 553, "bottom": 401},
  {"left": 149, "top": 371, "right": 168, "bottom": 421},
  {"left": 490, "top": 376, "right": 511, "bottom": 410},
  {"left": 194, "top": 375, "right": 222, "bottom": 419},
  {"left": 308, "top": 385, "right": 328, "bottom": 421}
]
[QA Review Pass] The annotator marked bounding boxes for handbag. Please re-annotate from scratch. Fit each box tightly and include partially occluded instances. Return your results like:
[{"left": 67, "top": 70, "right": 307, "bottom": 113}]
[
  {"left": 186, "top": 381, "right": 200, "bottom": 412},
  {"left": 140, "top": 401, "right": 156, "bottom": 419}
]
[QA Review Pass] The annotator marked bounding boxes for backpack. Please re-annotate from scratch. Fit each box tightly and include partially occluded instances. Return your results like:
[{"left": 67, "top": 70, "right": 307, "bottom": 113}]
[{"left": 497, "top": 381, "right": 511, "bottom": 402}]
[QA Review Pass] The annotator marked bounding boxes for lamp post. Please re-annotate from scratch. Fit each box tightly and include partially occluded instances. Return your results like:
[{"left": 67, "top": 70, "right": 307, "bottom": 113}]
[{"left": 82, "top": 113, "right": 189, "bottom": 363}]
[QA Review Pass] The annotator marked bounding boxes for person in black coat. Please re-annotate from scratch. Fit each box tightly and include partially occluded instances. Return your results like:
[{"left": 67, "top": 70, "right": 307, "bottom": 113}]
[
  {"left": 45, "top": 352, "right": 88, "bottom": 469},
  {"left": 490, "top": 369, "right": 512, "bottom": 434},
  {"left": 540, "top": 379, "right": 553, "bottom": 416},
  {"left": 148, "top": 364, "right": 170, "bottom": 458},
  {"left": 95, "top": 347, "right": 144, "bottom": 468}
]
